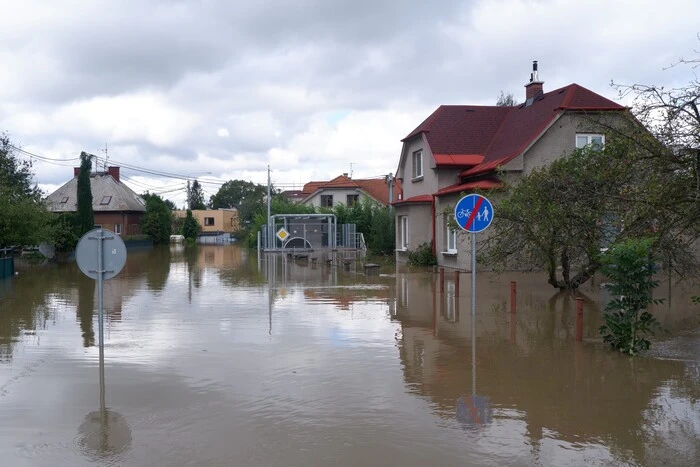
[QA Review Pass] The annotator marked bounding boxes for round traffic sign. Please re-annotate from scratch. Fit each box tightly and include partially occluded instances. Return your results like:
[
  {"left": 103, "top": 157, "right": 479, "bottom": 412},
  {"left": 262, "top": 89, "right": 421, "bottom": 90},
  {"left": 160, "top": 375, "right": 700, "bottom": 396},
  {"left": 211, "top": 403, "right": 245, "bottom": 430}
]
[
  {"left": 76, "top": 228, "right": 127, "bottom": 280},
  {"left": 454, "top": 194, "right": 494, "bottom": 233}
]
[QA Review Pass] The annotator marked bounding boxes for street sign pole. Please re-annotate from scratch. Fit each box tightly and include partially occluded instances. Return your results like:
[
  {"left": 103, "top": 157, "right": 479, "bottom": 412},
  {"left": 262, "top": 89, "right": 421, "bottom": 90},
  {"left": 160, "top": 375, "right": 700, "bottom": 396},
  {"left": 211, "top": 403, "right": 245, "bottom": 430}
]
[
  {"left": 472, "top": 232, "right": 476, "bottom": 323},
  {"left": 453, "top": 193, "right": 494, "bottom": 348},
  {"left": 95, "top": 229, "right": 105, "bottom": 358}
]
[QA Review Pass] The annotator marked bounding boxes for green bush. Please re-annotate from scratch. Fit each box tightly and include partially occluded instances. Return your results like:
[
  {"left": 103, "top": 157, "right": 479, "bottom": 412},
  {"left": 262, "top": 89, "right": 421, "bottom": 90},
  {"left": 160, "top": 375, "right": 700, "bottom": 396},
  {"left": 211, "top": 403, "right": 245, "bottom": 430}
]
[
  {"left": 407, "top": 242, "right": 437, "bottom": 267},
  {"left": 599, "top": 238, "right": 663, "bottom": 355}
]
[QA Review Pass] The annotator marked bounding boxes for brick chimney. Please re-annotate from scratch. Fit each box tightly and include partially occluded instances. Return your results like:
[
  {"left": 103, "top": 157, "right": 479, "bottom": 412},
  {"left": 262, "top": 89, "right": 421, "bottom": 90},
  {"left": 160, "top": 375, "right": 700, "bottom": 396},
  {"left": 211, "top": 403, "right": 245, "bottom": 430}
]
[
  {"left": 107, "top": 166, "right": 120, "bottom": 182},
  {"left": 74, "top": 167, "right": 80, "bottom": 178},
  {"left": 524, "top": 60, "right": 544, "bottom": 101}
]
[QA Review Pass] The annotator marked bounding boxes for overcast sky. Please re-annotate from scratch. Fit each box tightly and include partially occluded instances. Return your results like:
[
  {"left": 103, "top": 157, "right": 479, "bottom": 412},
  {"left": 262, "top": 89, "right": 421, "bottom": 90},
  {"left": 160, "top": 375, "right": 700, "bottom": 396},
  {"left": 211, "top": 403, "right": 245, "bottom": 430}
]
[{"left": 2, "top": 0, "right": 698, "bottom": 207}]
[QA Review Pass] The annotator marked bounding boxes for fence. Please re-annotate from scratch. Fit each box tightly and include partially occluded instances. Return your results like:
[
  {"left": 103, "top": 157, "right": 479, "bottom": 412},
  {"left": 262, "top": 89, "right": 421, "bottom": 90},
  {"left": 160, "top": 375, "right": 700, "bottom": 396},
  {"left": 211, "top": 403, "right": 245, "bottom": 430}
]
[{"left": 0, "top": 248, "right": 14, "bottom": 279}]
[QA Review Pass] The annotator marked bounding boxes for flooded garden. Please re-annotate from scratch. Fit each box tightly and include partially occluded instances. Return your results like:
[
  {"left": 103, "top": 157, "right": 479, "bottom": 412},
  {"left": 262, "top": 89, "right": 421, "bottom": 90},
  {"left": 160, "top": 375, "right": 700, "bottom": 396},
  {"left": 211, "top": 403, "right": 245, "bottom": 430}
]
[{"left": 1, "top": 244, "right": 699, "bottom": 466}]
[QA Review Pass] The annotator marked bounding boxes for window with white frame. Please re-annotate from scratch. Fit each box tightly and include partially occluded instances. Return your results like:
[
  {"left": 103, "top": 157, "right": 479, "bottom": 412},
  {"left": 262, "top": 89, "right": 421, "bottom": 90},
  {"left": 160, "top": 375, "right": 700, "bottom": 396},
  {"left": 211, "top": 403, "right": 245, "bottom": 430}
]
[
  {"left": 399, "top": 216, "right": 409, "bottom": 250},
  {"left": 412, "top": 150, "right": 423, "bottom": 179},
  {"left": 576, "top": 133, "right": 605, "bottom": 150},
  {"left": 115, "top": 224, "right": 122, "bottom": 235},
  {"left": 446, "top": 227, "right": 457, "bottom": 252}
]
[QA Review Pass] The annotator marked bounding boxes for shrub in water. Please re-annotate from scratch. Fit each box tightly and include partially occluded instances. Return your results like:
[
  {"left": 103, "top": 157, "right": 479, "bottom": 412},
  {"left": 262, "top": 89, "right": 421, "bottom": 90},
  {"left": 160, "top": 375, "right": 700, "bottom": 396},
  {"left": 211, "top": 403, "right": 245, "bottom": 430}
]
[{"left": 599, "top": 238, "right": 662, "bottom": 355}]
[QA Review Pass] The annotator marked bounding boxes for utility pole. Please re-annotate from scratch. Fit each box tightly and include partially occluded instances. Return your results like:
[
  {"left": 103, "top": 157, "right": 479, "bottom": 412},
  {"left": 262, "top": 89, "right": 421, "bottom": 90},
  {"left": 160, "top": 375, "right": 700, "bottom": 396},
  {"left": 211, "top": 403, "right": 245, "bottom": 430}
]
[
  {"left": 386, "top": 173, "right": 395, "bottom": 205},
  {"left": 101, "top": 142, "right": 108, "bottom": 171},
  {"left": 267, "top": 165, "right": 271, "bottom": 250}
]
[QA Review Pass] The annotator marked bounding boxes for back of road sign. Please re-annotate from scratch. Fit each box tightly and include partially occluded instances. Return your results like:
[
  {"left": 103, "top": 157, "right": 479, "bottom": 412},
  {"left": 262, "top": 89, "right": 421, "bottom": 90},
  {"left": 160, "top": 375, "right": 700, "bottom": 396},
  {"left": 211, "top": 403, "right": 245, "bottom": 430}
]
[
  {"left": 76, "top": 228, "right": 127, "bottom": 280},
  {"left": 454, "top": 194, "right": 494, "bottom": 233}
]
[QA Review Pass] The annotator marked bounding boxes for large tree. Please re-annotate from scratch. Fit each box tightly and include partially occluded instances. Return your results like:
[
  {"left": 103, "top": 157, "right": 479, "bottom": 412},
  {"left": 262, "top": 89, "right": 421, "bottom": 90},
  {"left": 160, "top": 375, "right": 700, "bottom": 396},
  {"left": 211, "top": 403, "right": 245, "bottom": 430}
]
[
  {"left": 141, "top": 193, "right": 174, "bottom": 244},
  {"left": 0, "top": 134, "right": 51, "bottom": 248},
  {"left": 485, "top": 130, "right": 683, "bottom": 289},
  {"left": 189, "top": 180, "right": 206, "bottom": 210},
  {"left": 210, "top": 179, "right": 266, "bottom": 209},
  {"left": 77, "top": 151, "right": 94, "bottom": 235}
]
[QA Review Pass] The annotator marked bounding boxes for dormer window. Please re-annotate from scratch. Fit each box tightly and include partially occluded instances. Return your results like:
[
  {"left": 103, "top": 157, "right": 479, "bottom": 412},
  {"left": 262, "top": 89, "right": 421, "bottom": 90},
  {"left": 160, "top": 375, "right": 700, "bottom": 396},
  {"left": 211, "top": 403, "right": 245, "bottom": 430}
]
[
  {"left": 60, "top": 196, "right": 69, "bottom": 204},
  {"left": 100, "top": 196, "right": 112, "bottom": 205}
]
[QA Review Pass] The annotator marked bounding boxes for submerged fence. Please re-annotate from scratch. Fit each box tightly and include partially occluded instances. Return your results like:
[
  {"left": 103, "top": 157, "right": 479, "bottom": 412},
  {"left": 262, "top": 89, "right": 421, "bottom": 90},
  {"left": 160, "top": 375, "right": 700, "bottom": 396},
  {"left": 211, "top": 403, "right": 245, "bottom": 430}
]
[{"left": 0, "top": 249, "right": 14, "bottom": 279}]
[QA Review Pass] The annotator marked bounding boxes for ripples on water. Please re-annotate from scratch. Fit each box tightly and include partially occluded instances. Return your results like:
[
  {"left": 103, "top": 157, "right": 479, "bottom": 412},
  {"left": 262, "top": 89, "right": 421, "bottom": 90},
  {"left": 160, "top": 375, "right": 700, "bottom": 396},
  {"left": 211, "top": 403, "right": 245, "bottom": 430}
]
[{"left": 0, "top": 245, "right": 699, "bottom": 466}]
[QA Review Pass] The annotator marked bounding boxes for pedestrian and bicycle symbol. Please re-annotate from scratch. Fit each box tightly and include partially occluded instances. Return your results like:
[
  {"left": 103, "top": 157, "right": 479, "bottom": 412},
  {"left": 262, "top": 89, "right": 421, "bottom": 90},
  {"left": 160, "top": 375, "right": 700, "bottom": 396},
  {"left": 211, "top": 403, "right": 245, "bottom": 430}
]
[{"left": 454, "top": 194, "right": 493, "bottom": 233}]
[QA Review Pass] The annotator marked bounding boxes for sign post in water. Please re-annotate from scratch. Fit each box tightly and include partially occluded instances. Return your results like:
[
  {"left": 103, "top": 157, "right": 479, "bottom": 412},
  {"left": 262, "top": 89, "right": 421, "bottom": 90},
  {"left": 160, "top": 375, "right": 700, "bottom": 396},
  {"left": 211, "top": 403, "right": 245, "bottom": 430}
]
[{"left": 454, "top": 194, "right": 494, "bottom": 320}]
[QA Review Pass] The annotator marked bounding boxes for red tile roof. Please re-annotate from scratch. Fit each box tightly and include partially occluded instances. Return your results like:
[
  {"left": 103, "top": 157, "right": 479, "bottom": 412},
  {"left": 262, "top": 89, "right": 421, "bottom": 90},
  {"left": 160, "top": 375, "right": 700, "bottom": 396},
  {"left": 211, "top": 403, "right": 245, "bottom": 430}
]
[
  {"left": 301, "top": 175, "right": 397, "bottom": 206},
  {"left": 434, "top": 179, "right": 503, "bottom": 197},
  {"left": 392, "top": 194, "right": 433, "bottom": 206},
  {"left": 403, "top": 84, "right": 625, "bottom": 178}
]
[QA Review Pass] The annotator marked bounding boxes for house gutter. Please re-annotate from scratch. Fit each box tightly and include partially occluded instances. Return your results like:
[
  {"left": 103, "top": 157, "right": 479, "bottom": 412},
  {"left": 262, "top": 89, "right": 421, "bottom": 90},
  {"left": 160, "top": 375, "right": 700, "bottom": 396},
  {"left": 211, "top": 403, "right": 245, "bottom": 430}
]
[{"left": 431, "top": 194, "right": 436, "bottom": 257}]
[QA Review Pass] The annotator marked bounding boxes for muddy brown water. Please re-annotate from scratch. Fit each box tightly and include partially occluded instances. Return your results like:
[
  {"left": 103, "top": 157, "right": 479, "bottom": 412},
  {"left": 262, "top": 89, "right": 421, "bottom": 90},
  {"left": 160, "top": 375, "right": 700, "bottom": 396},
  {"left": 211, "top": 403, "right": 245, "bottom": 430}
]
[{"left": 0, "top": 245, "right": 699, "bottom": 466}]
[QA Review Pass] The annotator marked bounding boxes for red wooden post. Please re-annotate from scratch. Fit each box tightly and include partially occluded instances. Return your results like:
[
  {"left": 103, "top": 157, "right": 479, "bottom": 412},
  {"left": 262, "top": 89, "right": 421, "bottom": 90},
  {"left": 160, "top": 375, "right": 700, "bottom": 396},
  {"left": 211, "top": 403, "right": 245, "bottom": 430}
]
[
  {"left": 454, "top": 270, "right": 460, "bottom": 297},
  {"left": 510, "top": 281, "right": 517, "bottom": 314},
  {"left": 575, "top": 297, "right": 584, "bottom": 342},
  {"left": 439, "top": 267, "right": 445, "bottom": 293}
]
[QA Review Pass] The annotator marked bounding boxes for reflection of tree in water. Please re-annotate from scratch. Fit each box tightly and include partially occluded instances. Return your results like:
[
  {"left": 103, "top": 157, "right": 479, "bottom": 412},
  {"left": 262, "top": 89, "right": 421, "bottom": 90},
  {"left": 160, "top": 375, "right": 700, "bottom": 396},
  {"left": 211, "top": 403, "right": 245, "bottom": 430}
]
[
  {"left": 0, "top": 265, "right": 74, "bottom": 361},
  {"left": 145, "top": 246, "right": 170, "bottom": 292},
  {"left": 76, "top": 271, "right": 95, "bottom": 347},
  {"left": 185, "top": 247, "right": 203, "bottom": 289},
  {"left": 393, "top": 286, "right": 695, "bottom": 466}
]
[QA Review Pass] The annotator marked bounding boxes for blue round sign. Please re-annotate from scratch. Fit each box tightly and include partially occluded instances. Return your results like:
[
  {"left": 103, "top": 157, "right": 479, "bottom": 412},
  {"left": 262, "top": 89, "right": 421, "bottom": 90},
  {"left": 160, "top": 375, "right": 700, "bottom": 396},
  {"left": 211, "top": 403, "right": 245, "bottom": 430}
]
[{"left": 454, "top": 194, "right": 493, "bottom": 233}]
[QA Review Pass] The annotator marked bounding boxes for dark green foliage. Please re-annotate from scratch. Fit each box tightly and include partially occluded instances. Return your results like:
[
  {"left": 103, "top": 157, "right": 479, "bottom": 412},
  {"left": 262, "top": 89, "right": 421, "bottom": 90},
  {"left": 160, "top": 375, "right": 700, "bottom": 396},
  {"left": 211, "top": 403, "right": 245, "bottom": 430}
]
[
  {"left": 333, "top": 198, "right": 395, "bottom": 255},
  {"left": 163, "top": 199, "right": 177, "bottom": 210},
  {"left": 76, "top": 151, "right": 94, "bottom": 236},
  {"left": 189, "top": 180, "right": 206, "bottom": 210},
  {"left": 407, "top": 242, "right": 437, "bottom": 267},
  {"left": 599, "top": 238, "right": 663, "bottom": 355},
  {"left": 485, "top": 132, "right": 688, "bottom": 290},
  {"left": 0, "top": 134, "right": 52, "bottom": 248},
  {"left": 210, "top": 180, "right": 266, "bottom": 209},
  {"left": 181, "top": 210, "right": 201, "bottom": 239},
  {"left": 50, "top": 213, "right": 79, "bottom": 252},
  {"left": 141, "top": 193, "right": 174, "bottom": 244}
]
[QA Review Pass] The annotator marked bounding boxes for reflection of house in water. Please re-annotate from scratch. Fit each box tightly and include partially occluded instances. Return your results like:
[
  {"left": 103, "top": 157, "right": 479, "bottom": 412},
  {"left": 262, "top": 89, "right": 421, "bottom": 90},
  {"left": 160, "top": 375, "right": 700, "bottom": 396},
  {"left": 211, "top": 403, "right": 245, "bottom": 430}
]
[
  {"left": 303, "top": 285, "right": 392, "bottom": 311},
  {"left": 392, "top": 271, "right": 696, "bottom": 465}
]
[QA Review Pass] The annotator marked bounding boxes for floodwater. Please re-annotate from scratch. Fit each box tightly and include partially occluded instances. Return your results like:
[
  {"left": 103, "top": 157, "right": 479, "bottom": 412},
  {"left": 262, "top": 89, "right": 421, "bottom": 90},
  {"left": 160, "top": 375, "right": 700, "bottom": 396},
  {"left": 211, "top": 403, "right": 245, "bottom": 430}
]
[{"left": 1, "top": 245, "right": 699, "bottom": 467}]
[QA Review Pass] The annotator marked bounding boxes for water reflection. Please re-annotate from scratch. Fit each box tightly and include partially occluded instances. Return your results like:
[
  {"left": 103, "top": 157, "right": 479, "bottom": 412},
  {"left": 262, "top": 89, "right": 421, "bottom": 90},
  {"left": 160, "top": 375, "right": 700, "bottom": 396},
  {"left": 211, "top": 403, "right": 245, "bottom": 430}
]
[
  {"left": 75, "top": 354, "right": 131, "bottom": 462},
  {"left": 394, "top": 271, "right": 700, "bottom": 465},
  {"left": 1, "top": 247, "right": 699, "bottom": 466}
]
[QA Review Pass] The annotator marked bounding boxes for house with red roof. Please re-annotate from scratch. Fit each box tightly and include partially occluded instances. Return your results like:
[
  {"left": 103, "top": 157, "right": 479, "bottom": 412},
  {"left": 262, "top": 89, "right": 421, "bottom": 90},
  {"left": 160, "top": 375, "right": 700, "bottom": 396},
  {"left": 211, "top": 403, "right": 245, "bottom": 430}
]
[
  {"left": 393, "top": 62, "right": 627, "bottom": 269},
  {"left": 290, "top": 174, "right": 400, "bottom": 208}
]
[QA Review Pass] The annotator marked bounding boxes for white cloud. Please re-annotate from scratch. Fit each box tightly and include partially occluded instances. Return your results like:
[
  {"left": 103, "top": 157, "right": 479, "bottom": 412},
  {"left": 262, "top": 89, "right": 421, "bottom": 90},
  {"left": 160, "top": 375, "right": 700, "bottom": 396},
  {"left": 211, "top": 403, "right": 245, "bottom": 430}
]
[{"left": 1, "top": 0, "right": 699, "bottom": 197}]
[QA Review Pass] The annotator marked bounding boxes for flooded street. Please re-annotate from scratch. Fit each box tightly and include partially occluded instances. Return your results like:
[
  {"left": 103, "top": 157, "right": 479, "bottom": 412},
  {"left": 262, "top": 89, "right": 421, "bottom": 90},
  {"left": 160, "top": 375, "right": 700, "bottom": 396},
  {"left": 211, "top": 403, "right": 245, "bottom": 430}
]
[{"left": 1, "top": 245, "right": 699, "bottom": 466}]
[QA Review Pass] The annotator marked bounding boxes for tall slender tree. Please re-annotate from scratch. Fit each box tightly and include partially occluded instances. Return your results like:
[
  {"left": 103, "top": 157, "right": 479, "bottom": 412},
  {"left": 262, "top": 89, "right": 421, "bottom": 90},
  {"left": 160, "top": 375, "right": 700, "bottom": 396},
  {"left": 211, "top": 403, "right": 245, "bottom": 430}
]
[{"left": 77, "top": 151, "right": 94, "bottom": 235}]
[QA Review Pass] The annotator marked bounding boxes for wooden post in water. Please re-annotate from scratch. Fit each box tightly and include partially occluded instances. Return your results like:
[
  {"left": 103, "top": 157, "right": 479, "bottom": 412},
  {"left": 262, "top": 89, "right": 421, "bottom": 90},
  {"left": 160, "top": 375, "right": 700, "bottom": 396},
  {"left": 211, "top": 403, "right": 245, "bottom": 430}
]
[
  {"left": 510, "top": 281, "right": 517, "bottom": 314},
  {"left": 439, "top": 267, "right": 445, "bottom": 293},
  {"left": 454, "top": 271, "right": 460, "bottom": 297},
  {"left": 575, "top": 297, "right": 584, "bottom": 342}
]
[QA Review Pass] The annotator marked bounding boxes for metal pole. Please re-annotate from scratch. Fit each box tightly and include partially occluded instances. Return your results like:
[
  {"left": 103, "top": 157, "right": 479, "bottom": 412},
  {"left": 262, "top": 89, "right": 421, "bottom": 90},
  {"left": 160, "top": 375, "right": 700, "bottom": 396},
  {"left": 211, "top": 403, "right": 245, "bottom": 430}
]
[
  {"left": 471, "top": 232, "right": 476, "bottom": 322},
  {"left": 97, "top": 229, "right": 106, "bottom": 411},
  {"left": 267, "top": 165, "right": 271, "bottom": 250},
  {"left": 97, "top": 228, "right": 105, "bottom": 353}
]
